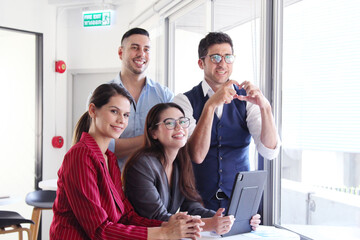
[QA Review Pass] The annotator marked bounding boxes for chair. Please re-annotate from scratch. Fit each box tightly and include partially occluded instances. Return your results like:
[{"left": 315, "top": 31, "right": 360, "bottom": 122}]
[
  {"left": 0, "top": 210, "right": 34, "bottom": 240},
  {"left": 26, "top": 190, "right": 56, "bottom": 240}
]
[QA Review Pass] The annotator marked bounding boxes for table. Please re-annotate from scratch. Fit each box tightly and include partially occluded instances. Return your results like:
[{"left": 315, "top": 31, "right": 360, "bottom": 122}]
[
  {"left": 38, "top": 179, "right": 57, "bottom": 191},
  {"left": 36, "top": 181, "right": 300, "bottom": 240},
  {"left": 283, "top": 224, "right": 360, "bottom": 240},
  {"left": 0, "top": 195, "right": 21, "bottom": 206},
  {"left": 197, "top": 226, "right": 300, "bottom": 240}
]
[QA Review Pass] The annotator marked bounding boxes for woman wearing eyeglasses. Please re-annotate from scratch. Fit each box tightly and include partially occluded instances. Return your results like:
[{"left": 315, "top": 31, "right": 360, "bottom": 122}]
[
  {"left": 123, "top": 102, "right": 236, "bottom": 235},
  {"left": 50, "top": 85, "right": 203, "bottom": 240}
]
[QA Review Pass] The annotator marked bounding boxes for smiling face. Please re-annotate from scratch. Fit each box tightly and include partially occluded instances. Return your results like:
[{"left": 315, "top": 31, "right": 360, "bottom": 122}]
[
  {"left": 199, "top": 43, "right": 233, "bottom": 91},
  {"left": 119, "top": 34, "right": 150, "bottom": 75},
  {"left": 89, "top": 94, "right": 131, "bottom": 142},
  {"left": 151, "top": 107, "right": 188, "bottom": 154}
]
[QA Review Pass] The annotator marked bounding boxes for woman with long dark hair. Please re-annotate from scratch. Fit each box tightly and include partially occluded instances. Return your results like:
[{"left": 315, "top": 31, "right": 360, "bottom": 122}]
[
  {"left": 50, "top": 84, "right": 202, "bottom": 240},
  {"left": 123, "top": 103, "right": 255, "bottom": 235}
]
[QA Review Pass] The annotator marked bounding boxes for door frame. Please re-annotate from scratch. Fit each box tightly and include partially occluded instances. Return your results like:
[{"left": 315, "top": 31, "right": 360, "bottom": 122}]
[
  {"left": 66, "top": 68, "right": 119, "bottom": 150},
  {"left": 0, "top": 26, "right": 43, "bottom": 189}
]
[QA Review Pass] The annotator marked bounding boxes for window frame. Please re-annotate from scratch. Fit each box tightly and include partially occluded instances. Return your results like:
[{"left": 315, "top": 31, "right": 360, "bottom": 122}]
[
  {"left": 165, "top": 0, "right": 281, "bottom": 226},
  {"left": 260, "top": 0, "right": 283, "bottom": 227},
  {"left": 166, "top": 0, "right": 211, "bottom": 93}
]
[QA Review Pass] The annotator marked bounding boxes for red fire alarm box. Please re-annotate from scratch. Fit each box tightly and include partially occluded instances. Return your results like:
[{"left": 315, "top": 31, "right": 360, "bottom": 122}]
[
  {"left": 52, "top": 136, "right": 64, "bottom": 148},
  {"left": 55, "top": 60, "right": 66, "bottom": 73}
]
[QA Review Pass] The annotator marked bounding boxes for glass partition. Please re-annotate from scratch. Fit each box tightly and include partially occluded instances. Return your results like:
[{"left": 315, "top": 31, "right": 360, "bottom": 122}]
[
  {"left": 213, "top": 0, "right": 262, "bottom": 170},
  {"left": 169, "top": 1, "right": 208, "bottom": 95},
  {"left": 280, "top": 0, "right": 360, "bottom": 238}
]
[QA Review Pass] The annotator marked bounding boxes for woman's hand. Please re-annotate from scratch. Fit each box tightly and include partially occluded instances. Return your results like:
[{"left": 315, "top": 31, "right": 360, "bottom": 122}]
[
  {"left": 160, "top": 212, "right": 204, "bottom": 239},
  {"left": 250, "top": 214, "right": 261, "bottom": 231},
  {"left": 203, "top": 208, "right": 235, "bottom": 235}
]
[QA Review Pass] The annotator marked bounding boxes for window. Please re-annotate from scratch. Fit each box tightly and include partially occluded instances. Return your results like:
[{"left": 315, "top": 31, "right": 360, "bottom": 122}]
[
  {"left": 168, "top": 0, "right": 262, "bottom": 168},
  {"left": 280, "top": 0, "right": 360, "bottom": 238},
  {"left": 213, "top": 0, "right": 262, "bottom": 169},
  {"left": 168, "top": 0, "right": 209, "bottom": 95},
  {"left": 148, "top": 27, "right": 161, "bottom": 84},
  {"left": 169, "top": 0, "right": 262, "bottom": 97},
  {"left": 166, "top": 0, "right": 360, "bottom": 238},
  {"left": 214, "top": 0, "right": 261, "bottom": 86}
]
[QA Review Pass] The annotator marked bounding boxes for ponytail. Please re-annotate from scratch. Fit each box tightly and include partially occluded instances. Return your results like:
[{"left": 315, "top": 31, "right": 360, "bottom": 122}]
[
  {"left": 71, "top": 82, "right": 132, "bottom": 146},
  {"left": 72, "top": 112, "right": 91, "bottom": 145}
]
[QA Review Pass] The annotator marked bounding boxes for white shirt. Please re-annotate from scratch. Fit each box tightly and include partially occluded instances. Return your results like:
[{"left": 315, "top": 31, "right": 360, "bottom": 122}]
[{"left": 173, "top": 80, "right": 281, "bottom": 160}]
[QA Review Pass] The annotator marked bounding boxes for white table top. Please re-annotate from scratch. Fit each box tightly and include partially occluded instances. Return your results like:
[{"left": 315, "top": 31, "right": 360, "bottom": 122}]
[
  {"left": 197, "top": 226, "right": 300, "bottom": 240},
  {"left": 38, "top": 179, "right": 58, "bottom": 191},
  {"left": 283, "top": 224, "right": 360, "bottom": 240},
  {"left": 37, "top": 181, "right": 300, "bottom": 240},
  {"left": 0, "top": 195, "right": 21, "bottom": 206}
]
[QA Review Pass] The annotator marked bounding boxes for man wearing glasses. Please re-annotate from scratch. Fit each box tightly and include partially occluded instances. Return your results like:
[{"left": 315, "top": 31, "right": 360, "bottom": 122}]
[{"left": 173, "top": 32, "right": 280, "bottom": 211}]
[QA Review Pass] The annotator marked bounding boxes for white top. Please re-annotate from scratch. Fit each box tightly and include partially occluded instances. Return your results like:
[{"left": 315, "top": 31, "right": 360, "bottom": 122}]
[
  {"left": 196, "top": 226, "right": 300, "bottom": 239},
  {"left": 0, "top": 195, "right": 21, "bottom": 206},
  {"left": 173, "top": 80, "right": 281, "bottom": 160}
]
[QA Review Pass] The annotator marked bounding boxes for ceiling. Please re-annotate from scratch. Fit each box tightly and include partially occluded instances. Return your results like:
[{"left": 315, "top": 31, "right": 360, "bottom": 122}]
[
  {"left": 47, "top": 0, "right": 302, "bottom": 33},
  {"left": 47, "top": 0, "right": 158, "bottom": 16},
  {"left": 48, "top": 0, "right": 155, "bottom": 7},
  {"left": 175, "top": 0, "right": 262, "bottom": 33}
]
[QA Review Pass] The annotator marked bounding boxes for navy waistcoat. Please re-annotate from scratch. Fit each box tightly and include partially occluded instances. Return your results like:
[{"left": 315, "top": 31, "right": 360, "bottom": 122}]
[{"left": 184, "top": 82, "right": 251, "bottom": 200}]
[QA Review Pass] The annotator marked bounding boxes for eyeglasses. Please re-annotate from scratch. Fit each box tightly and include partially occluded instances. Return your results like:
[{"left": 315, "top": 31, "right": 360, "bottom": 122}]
[
  {"left": 156, "top": 117, "right": 190, "bottom": 130},
  {"left": 202, "top": 54, "right": 235, "bottom": 64}
]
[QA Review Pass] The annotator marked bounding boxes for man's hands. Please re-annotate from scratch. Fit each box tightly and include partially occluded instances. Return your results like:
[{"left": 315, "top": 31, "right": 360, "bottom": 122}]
[
  {"left": 206, "top": 80, "right": 238, "bottom": 109},
  {"left": 235, "top": 81, "right": 270, "bottom": 109},
  {"left": 206, "top": 79, "right": 270, "bottom": 109}
]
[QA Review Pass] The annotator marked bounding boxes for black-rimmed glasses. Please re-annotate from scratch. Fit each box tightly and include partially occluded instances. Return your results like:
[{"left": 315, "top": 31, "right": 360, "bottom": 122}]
[
  {"left": 156, "top": 117, "right": 190, "bottom": 130},
  {"left": 202, "top": 54, "right": 235, "bottom": 64}
]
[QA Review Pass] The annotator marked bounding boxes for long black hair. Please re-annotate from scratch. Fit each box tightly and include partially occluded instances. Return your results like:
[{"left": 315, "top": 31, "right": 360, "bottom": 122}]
[{"left": 123, "top": 103, "right": 202, "bottom": 203}]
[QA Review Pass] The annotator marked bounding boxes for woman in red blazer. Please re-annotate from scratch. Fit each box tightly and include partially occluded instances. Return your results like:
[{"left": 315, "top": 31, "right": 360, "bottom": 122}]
[{"left": 50, "top": 83, "right": 203, "bottom": 240}]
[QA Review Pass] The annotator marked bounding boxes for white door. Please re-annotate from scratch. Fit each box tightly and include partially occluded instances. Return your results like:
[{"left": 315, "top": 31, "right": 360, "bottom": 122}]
[{"left": 69, "top": 72, "right": 118, "bottom": 149}]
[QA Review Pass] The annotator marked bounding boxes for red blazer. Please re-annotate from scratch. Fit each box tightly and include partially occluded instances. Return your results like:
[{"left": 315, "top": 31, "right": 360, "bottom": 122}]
[{"left": 50, "top": 133, "right": 162, "bottom": 239}]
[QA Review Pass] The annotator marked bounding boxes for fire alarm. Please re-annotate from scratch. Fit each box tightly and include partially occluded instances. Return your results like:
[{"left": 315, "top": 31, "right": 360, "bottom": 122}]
[
  {"left": 52, "top": 136, "right": 64, "bottom": 148},
  {"left": 55, "top": 60, "right": 66, "bottom": 73}
]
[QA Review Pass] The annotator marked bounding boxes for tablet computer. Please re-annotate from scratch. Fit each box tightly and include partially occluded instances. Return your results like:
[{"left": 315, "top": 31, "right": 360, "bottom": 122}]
[{"left": 222, "top": 170, "right": 267, "bottom": 237}]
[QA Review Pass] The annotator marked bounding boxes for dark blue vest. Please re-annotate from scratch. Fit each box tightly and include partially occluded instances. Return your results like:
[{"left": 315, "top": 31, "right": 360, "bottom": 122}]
[{"left": 184, "top": 82, "right": 251, "bottom": 200}]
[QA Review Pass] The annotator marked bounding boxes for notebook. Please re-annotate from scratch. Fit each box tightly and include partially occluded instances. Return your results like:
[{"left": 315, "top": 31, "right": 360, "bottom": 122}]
[{"left": 222, "top": 170, "right": 267, "bottom": 237}]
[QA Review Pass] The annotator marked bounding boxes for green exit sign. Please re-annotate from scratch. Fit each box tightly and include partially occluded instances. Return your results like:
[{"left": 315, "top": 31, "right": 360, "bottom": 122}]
[{"left": 83, "top": 11, "right": 111, "bottom": 27}]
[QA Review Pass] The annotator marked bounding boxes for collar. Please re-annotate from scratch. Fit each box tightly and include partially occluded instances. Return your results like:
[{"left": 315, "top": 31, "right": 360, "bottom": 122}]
[
  {"left": 201, "top": 79, "right": 214, "bottom": 97},
  {"left": 79, "top": 132, "right": 111, "bottom": 163},
  {"left": 115, "top": 72, "right": 153, "bottom": 87},
  {"left": 80, "top": 132, "right": 125, "bottom": 213}
]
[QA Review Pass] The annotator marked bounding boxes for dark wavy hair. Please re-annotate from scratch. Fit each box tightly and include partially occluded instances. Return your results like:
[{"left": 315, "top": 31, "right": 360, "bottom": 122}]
[
  {"left": 72, "top": 83, "right": 133, "bottom": 145},
  {"left": 123, "top": 103, "right": 202, "bottom": 203},
  {"left": 198, "top": 32, "right": 233, "bottom": 59}
]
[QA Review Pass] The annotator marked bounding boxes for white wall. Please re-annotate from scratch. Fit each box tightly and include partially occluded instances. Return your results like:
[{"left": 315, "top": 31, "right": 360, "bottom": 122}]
[
  {"left": 1, "top": 1, "right": 59, "bottom": 239},
  {"left": 1, "top": 0, "right": 158, "bottom": 179},
  {"left": 0, "top": 1, "right": 155, "bottom": 239},
  {"left": 66, "top": 1, "right": 154, "bottom": 70},
  {"left": 58, "top": 1, "right": 149, "bottom": 172},
  {"left": 0, "top": 0, "right": 60, "bottom": 178}
]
